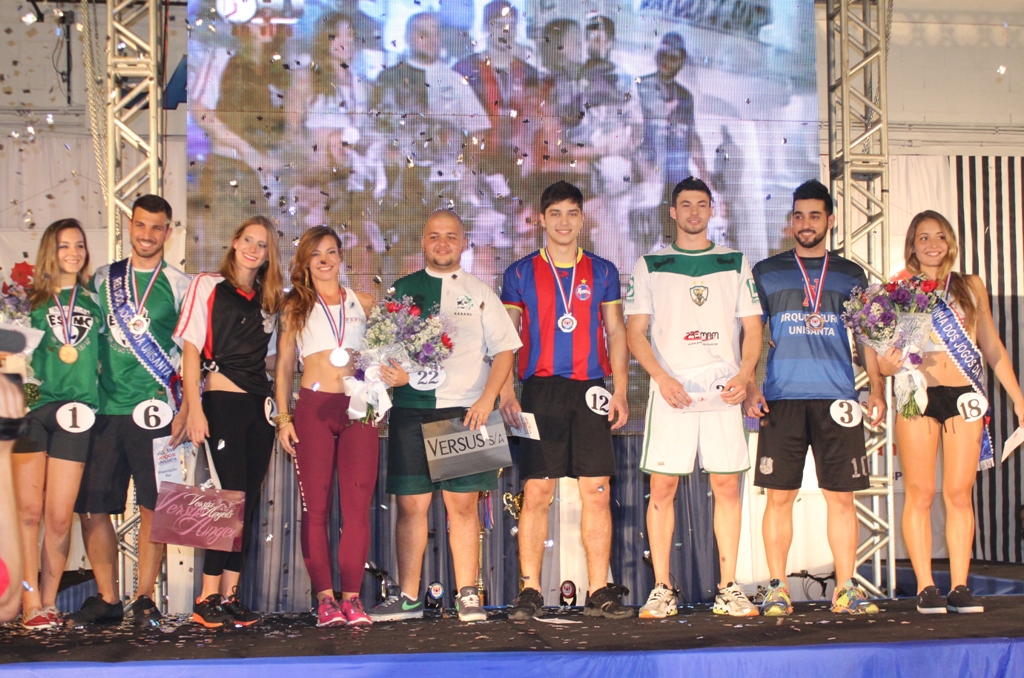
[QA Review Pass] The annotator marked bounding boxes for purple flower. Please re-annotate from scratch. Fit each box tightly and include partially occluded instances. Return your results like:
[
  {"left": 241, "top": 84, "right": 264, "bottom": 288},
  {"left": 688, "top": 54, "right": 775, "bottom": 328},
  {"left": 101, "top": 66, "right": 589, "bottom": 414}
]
[
  {"left": 421, "top": 342, "right": 435, "bottom": 356},
  {"left": 354, "top": 368, "right": 366, "bottom": 381},
  {"left": 879, "top": 310, "right": 896, "bottom": 324},
  {"left": 907, "top": 352, "right": 923, "bottom": 366},
  {"left": 889, "top": 287, "right": 912, "bottom": 305},
  {"left": 866, "top": 311, "right": 880, "bottom": 325},
  {"left": 915, "top": 294, "right": 929, "bottom": 311}
]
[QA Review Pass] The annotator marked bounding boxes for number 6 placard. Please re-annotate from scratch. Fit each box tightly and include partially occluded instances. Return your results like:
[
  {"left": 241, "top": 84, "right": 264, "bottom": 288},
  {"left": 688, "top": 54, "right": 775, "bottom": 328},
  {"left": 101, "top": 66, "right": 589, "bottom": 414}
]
[
  {"left": 55, "top": 402, "right": 96, "bottom": 433},
  {"left": 133, "top": 399, "right": 175, "bottom": 431}
]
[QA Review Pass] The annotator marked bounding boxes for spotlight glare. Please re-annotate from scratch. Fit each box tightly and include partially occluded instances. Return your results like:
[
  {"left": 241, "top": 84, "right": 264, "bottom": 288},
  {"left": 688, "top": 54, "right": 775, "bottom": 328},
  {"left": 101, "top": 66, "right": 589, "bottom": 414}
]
[{"left": 22, "top": 13, "right": 38, "bottom": 25}]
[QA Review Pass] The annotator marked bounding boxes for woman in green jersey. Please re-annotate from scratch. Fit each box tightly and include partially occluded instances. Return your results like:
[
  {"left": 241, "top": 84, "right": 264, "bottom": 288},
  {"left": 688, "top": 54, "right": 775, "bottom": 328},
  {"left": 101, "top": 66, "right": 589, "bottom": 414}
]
[{"left": 12, "top": 219, "right": 102, "bottom": 629}]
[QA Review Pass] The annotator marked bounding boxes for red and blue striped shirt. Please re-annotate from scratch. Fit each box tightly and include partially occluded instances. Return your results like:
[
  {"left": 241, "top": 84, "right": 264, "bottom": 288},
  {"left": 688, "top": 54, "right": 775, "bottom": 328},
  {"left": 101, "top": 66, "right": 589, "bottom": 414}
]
[{"left": 501, "top": 248, "right": 621, "bottom": 381}]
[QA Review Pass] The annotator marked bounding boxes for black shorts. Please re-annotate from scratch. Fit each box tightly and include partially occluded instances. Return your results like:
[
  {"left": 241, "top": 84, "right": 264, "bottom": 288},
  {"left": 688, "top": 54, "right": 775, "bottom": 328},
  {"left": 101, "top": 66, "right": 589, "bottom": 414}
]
[
  {"left": 922, "top": 385, "right": 975, "bottom": 424},
  {"left": 518, "top": 376, "right": 615, "bottom": 480},
  {"left": 385, "top": 407, "right": 498, "bottom": 496},
  {"left": 74, "top": 414, "right": 172, "bottom": 514},
  {"left": 754, "top": 399, "right": 869, "bottom": 492},
  {"left": 13, "top": 401, "right": 92, "bottom": 463}
]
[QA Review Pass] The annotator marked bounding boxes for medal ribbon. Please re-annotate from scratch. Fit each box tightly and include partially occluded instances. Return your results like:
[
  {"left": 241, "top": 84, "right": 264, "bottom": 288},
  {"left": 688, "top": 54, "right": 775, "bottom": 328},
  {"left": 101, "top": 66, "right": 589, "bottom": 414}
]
[
  {"left": 793, "top": 250, "right": 829, "bottom": 316},
  {"left": 543, "top": 247, "right": 577, "bottom": 320},
  {"left": 130, "top": 260, "right": 161, "bottom": 317},
  {"left": 315, "top": 290, "right": 346, "bottom": 349},
  {"left": 52, "top": 284, "right": 79, "bottom": 345}
]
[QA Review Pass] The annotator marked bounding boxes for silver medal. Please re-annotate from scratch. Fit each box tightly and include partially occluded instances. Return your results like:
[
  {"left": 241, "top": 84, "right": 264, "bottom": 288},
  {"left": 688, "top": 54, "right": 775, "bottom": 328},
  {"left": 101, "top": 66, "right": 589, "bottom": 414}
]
[
  {"left": 558, "top": 314, "right": 578, "bottom": 333},
  {"left": 330, "top": 347, "right": 350, "bottom": 368}
]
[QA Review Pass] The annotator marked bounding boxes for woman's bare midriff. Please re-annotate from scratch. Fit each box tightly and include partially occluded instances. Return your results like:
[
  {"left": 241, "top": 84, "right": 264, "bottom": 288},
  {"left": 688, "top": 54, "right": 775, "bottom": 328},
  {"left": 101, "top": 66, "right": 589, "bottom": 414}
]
[
  {"left": 919, "top": 352, "right": 972, "bottom": 388},
  {"left": 203, "top": 371, "right": 247, "bottom": 393},
  {"left": 297, "top": 350, "right": 356, "bottom": 394}
]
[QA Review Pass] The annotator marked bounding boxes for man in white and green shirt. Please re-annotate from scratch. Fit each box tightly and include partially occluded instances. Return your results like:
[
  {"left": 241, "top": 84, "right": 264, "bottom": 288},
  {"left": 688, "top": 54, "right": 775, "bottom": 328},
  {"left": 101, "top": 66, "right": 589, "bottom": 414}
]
[
  {"left": 625, "top": 177, "right": 763, "bottom": 619},
  {"left": 368, "top": 209, "right": 520, "bottom": 623},
  {"left": 69, "top": 195, "right": 190, "bottom": 629}
]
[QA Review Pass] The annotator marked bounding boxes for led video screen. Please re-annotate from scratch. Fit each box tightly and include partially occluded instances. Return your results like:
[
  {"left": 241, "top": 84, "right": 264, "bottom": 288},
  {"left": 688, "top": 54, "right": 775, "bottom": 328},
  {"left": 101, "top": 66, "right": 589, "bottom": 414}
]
[{"left": 187, "top": 0, "right": 818, "bottom": 426}]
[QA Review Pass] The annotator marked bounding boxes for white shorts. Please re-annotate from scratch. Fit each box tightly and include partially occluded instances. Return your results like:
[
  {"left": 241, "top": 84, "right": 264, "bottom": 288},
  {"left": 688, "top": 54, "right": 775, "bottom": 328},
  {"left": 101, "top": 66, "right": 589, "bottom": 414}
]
[{"left": 639, "top": 362, "right": 750, "bottom": 476}]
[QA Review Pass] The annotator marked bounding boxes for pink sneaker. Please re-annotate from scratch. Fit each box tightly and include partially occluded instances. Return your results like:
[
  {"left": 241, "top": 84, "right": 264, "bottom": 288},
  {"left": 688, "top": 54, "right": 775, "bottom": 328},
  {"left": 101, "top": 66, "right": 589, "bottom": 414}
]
[
  {"left": 316, "top": 596, "right": 346, "bottom": 627},
  {"left": 341, "top": 596, "right": 372, "bottom": 627},
  {"left": 43, "top": 606, "right": 61, "bottom": 626}
]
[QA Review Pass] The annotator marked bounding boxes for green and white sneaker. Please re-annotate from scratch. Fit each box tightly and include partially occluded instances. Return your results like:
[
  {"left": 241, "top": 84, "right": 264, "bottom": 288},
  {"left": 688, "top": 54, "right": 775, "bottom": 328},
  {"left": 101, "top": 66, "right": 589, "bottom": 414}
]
[
  {"left": 713, "top": 582, "right": 759, "bottom": 617},
  {"left": 367, "top": 585, "right": 424, "bottom": 622},
  {"left": 639, "top": 583, "right": 678, "bottom": 619}
]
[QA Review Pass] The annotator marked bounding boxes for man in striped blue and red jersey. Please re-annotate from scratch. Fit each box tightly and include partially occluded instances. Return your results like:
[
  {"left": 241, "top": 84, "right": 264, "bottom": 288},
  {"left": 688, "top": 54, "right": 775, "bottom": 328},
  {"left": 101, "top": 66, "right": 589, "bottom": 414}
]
[{"left": 499, "top": 181, "right": 632, "bottom": 620}]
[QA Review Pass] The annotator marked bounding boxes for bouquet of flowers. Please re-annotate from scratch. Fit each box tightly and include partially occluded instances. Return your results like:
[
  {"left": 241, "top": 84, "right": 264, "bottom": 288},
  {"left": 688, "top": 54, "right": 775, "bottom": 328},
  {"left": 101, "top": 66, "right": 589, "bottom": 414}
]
[
  {"left": 843, "top": 276, "right": 945, "bottom": 417},
  {"left": 344, "top": 295, "right": 455, "bottom": 423},
  {"left": 0, "top": 280, "right": 41, "bottom": 407}
]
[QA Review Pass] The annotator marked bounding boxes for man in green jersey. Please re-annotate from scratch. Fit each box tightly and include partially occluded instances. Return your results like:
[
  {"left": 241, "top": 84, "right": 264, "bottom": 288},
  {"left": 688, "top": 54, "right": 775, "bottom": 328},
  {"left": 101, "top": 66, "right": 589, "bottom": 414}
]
[
  {"left": 68, "top": 195, "right": 191, "bottom": 628},
  {"left": 367, "top": 209, "right": 521, "bottom": 623}
]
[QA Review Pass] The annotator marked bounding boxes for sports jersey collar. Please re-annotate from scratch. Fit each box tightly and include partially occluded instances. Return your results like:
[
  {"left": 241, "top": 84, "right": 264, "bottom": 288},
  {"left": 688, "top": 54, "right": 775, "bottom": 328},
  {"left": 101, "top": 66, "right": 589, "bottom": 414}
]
[
  {"left": 670, "top": 243, "right": 714, "bottom": 254},
  {"left": 539, "top": 247, "right": 583, "bottom": 267},
  {"left": 425, "top": 266, "right": 463, "bottom": 279}
]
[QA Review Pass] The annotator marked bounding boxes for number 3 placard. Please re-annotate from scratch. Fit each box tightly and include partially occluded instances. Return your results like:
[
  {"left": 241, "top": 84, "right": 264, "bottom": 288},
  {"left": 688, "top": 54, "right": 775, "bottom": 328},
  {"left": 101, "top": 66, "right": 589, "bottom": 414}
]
[
  {"left": 132, "top": 399, "right": 174, "bottom": 431},
  {"left": 830, "top": 399, "right": 863, "bottom": 428},
  {"left": 409, "top": 368, "right": 447, "bottom": 391},
  {"left": 585, "top": 386, "right": 612, "bottom": 416},
  {"left": 956, "top": 392, "right": 987, "bottom": 423},
  {"left": 55, "top": 402, "right": 96, "bottom": 433}
]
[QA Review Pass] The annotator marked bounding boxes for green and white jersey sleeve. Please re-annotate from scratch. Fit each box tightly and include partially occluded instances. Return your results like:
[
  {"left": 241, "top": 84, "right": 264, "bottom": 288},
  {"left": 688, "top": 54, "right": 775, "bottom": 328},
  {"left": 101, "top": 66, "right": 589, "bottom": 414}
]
[
  {"left": 392, "top": 268, "right": 522, "bottom": 410},
  {"left": 625, "top": 244, "right": 760, "bottom": 379},
  {"left": 92, "top": 260, "right": 192, "bottom": 414}
]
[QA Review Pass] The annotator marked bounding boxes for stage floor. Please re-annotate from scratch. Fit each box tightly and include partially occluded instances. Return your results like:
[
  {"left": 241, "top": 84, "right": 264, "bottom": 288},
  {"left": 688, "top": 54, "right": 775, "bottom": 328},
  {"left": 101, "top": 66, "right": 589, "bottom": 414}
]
[{"left": 3, "top": 596, "right": 1024, "bottom": 664}]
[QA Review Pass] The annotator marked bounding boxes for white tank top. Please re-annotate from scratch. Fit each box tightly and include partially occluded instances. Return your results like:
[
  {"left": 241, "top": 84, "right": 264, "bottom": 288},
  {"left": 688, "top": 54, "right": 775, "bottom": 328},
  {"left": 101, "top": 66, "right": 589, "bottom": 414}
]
[{"left": 296, "top": 287, "right": 367, "bottom": 360}]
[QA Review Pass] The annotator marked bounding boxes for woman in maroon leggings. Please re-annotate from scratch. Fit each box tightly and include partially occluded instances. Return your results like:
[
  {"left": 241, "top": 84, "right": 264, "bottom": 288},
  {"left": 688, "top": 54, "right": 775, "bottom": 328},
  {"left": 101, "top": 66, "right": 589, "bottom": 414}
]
[{"left": 275, "top": 226, "right": 378, "bottom": 627}]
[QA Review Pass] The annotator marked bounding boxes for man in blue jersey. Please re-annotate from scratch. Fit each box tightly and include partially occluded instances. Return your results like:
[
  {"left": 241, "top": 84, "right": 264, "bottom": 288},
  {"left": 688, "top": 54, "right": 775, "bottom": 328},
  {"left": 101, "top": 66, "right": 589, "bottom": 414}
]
[{"left": 745, "top": 180, "right": 886, "bottom": 616}]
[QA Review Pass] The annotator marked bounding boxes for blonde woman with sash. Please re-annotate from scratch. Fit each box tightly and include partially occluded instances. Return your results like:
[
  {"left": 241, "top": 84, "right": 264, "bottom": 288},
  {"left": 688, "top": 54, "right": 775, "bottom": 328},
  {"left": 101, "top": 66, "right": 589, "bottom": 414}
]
[{"left": 879, "top": 210, "right": 1024, "bottom": 615}]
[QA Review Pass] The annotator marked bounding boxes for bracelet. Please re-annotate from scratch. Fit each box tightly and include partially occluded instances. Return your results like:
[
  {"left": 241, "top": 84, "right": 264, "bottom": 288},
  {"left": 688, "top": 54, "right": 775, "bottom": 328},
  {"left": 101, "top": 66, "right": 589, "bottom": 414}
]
[
  {"left": 0, "top": 416, "right": 28, "bottom": 441},
  {"left": 272, "top": 412, "right": 293, "bottom": 427}
]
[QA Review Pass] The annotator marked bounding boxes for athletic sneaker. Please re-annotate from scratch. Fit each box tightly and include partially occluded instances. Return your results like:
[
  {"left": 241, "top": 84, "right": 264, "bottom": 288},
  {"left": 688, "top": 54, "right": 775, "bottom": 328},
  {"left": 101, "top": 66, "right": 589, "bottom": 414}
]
[
  {"left": 947, "top": 585, "right": 984, "bottom": 613},
  {"left": 193, "top": 593, "right": 234, "bottom": 628},
  {"left": 223, "top": 593, "right": 262, "bottom": 627},
  {"left": 583, "top": 584, "right": 635, "bottom": 619},
  {"left": 367, "top": 585, "right": 424, "bottom": 622},
  {"left": 131, "top": 594, "right": 162, "bottom": 628},
  {"left": 916, "top": 585, "right": 947, "bottom": 614},
  {"left": 713, "top": 582, "right": 759, "bottom": 617},
  {"left": 507, "top": 587, "right": 545, "bottom": 621},
  {"left": 341, "top": 596, "right": 372, "bottom": 626},
  {"left": 316, "top": 596, "right": 347, "bottom": 627},
  {"left": 43, "top": 606, "right": 61, "bottom": 627},
  {"left": 455, "top": 586, "right": 487, "bottom": 622},
  {"left": 64, "top": 594, "right": 124, "bottom": 628},
  {"left": 21, "top": 609, "right": 56, "bottom": 630},
  {"left": 638, "top": 583, "right": 678, "bottom": 619},
  {"left": 832, "top": 579, "right": 879, "bottom": 615},
  {"left": 760, "top": 579, "right": 793, "bottom": 617}
]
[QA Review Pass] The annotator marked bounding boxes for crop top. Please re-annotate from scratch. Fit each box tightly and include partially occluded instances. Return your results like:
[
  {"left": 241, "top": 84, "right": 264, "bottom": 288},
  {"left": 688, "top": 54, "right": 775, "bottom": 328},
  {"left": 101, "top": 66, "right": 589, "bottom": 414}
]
[{"left": 296, "top": 287, "right": 367, "bottom": 360}]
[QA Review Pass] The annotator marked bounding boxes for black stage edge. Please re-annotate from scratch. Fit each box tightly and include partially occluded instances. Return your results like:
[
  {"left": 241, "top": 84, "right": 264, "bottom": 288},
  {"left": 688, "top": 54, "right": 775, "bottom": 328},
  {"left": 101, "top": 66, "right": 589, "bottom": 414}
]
[{"left": 3, "top": 596, "right": 1024, "bottom": 664}]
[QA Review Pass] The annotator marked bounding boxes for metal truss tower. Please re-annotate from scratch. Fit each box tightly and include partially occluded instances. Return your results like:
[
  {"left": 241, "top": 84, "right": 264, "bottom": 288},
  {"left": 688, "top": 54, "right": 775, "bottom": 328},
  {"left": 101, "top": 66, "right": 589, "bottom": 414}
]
[
  {"left": 826, "top": 0, "right": 895, "bottom": 598},
  {"left": 104, "top": 0, "right": 165, "bottom": 606}
]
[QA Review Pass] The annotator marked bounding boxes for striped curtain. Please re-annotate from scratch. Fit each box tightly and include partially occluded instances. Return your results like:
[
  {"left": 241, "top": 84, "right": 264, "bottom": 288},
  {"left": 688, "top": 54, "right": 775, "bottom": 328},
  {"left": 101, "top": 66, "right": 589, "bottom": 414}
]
[{"left": 955, "top": 156, "right": 1024, "bottom": 563}]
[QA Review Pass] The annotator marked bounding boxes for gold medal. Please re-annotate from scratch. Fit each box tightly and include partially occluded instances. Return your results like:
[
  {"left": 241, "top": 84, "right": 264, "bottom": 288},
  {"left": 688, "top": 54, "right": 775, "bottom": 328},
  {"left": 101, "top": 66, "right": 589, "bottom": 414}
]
[{"left": 58, "top": 344, "right": 78, "bottom": 364}]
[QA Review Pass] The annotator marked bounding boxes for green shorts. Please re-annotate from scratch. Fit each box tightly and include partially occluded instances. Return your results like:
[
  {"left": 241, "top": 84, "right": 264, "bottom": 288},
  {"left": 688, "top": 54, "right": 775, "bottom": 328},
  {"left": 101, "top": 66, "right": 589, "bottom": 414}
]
[{"left": 385, "top": 406, "right": 498, "bottom": 495}]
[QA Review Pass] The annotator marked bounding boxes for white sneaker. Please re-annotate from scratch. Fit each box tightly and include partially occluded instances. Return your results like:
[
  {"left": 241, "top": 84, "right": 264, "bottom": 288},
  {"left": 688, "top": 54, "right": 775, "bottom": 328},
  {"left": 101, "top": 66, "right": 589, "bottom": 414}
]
[
  {"left": 638, "top": 583, "right": 678, "bottom": 619},
  {"left": 713, "top": 582, "right": 759, "bottom": 617}
]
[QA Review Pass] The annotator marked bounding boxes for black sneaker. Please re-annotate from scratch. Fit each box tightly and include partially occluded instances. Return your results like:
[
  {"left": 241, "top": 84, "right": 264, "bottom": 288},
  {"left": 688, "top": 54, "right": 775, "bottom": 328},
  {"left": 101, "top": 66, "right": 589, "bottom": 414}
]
[
  {"left": 223, "top": 592, "right": 262, "bottom": 627},
  {"left": 193, "top": 593, "right": 234, "bottom": 628},
  {"left": 64, "top": 595, "right": 124, "bottom": 628},
  {"left": 583, "top": 584, "right": 634, "bottom": 619},
  {"left": 131, "top": 595, "right": 163, "bottom": 627},
  {"left": 947, "top": 585, "right": 984, "bottom": 613},
  {"left": 916, "top": 585, "right": 947, "bottom": 614},
  {"left": 508, "top": 587, "right": 545, "bottom": 621}
]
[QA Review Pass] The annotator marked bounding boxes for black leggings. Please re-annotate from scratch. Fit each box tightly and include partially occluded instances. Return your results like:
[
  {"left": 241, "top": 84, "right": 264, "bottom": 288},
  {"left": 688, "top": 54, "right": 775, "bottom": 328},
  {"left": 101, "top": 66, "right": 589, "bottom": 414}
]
[{"left": 201, "top": 391, "right": 275, "bottom": 577}]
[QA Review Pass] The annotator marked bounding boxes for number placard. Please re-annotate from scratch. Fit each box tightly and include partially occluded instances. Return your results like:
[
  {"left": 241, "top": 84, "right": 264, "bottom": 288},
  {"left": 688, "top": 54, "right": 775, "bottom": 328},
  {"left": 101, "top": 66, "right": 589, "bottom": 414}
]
[
  {"left": 265, "top": 397, "right": 277, "bottom": 426},
  {"left": 585, "top": 386, "right": 612, "bottom": 416},
  {"left": 132, "top": 399, "right": 174, "bottom": 431},
  {"left": 956, "top": 392, "right": 987, "bottom": 423},
  {"left": 55, "top": 402, "right": 96, "bottom": 433},
  {"left": 409, "top": 368, "right": 447, "bottom": 391},
  {"left": 711, "top": 377, "right": 729, "bottom": 392},
  {"left": 830, "top": 399, "right": 863, "bottom": 428}
]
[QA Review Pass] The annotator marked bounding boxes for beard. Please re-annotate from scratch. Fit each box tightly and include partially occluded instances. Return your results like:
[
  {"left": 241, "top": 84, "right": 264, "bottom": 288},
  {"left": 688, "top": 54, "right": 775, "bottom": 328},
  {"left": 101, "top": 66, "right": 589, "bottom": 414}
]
[{"left": 794, "top": 229, "right": 827, "bottom": 250}]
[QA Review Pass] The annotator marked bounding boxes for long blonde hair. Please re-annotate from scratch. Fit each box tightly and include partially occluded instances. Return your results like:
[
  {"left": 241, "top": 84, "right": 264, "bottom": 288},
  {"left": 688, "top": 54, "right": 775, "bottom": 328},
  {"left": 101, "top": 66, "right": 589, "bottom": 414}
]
[
  {"left": 30, "top": 219, "right": 91, "bottom": 310},
  {"left": 282, "top": 226, "right": 343, "bottom": 336},
  {"left": 904, "top": 210, "right": 977, "bottom": 332},
  {"left": 218, "top": 216, "right": 284, "bottom": 314}
]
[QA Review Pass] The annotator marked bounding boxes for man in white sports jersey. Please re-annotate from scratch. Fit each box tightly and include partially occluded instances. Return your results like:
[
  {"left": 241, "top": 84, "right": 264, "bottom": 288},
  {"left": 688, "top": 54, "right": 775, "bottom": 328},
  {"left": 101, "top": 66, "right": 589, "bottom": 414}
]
[{"left": 625, "top": 177, "right": 763, "bottom": 618}]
